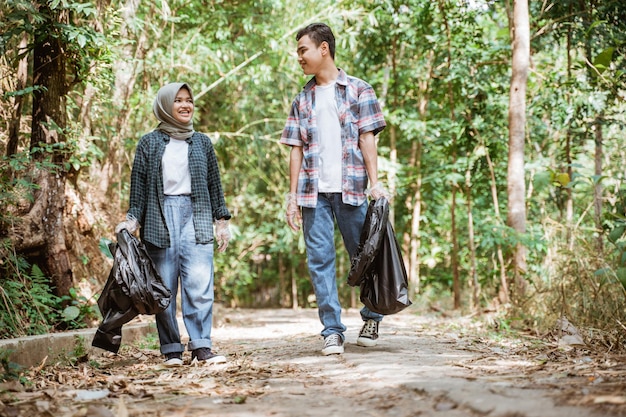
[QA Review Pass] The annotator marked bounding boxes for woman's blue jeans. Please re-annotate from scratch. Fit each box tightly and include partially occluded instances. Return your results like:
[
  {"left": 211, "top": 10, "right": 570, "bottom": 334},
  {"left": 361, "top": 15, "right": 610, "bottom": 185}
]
[
  {"left": 146, "top": 196, "right": 215, "bottom": 355},
  {"left": 302, "top": 193, "right": 383, "bottom": 340}
]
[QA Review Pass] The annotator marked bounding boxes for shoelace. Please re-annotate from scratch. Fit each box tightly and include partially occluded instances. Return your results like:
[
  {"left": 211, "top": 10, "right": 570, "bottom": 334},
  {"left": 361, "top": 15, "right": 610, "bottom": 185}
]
[
  {"left": 324, "top": 334, "right": 342, "bottom": 347},
  {"left": 361, "top": 321, "right": 377, "bottom": 337}
]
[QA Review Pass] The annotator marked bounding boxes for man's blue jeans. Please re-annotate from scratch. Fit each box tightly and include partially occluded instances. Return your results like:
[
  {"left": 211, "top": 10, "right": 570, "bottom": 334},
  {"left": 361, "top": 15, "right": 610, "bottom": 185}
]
[
  {"left": 146, "top": 195, "right": 215, "bottom": 355},
  {"left": 302, "top": 193, "right": 383, "bottom": 340}
]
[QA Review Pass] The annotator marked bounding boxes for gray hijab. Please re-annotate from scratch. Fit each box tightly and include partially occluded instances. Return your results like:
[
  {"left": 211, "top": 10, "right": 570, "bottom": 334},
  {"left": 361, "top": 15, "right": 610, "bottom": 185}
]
[{"left": 153, "top": 82, "right": 195, "bottom": 140}]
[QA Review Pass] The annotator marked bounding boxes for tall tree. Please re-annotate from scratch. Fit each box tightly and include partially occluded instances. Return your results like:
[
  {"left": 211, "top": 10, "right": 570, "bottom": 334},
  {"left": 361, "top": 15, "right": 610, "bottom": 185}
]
[
  {"left": 2, "top": 0, "right": 105, "bottom": 299},
  {"left": 507, "top": 0, "right": 530, "bottom": 302},
  {"left": 28, "top": 3, "right": 73, "bottom": 297}
]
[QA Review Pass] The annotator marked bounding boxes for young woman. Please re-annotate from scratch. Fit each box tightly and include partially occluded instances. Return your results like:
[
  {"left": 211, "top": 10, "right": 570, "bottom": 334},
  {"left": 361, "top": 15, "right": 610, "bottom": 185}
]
[{"left": 116, "top": 82, "right": 231, "bottom": 366}]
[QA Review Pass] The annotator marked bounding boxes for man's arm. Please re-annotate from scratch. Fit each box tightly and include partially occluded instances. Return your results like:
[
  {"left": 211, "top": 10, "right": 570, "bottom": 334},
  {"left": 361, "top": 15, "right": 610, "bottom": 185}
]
[
  {"left": 289, "top": 146, "right": 303, "bottom": 193},
  {"left": 359, "top": 131, "right": 379, "bottom": 187},
  {"left": 360, "top": 131, "right": 390, "bottom": 200},
  {"left": 286, "top": 146, "right": 304, "bottom": 231}
]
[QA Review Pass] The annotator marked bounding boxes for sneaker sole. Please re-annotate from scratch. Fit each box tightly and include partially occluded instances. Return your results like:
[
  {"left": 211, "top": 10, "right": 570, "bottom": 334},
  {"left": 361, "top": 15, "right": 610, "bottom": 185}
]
[
  {"left": 356, "top": 337, "right": 378, "bottom": 347},
  {"left": 163, "top": 358, "right": 184, "bottom": 367},
  {"left": 192, "top": 355, "right": 227, "bottom": 365},
  {"left": 204, "top": 355, "right": 227, "bottom": 364},
  {"left": 322, "top": 346, "right": 344, "bottom": 355}
]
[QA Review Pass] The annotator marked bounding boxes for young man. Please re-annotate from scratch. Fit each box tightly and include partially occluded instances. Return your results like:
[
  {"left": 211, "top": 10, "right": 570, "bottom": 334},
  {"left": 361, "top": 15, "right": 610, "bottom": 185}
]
[{"left": 280, "top": 23, "right": 389, "bottom": 355}]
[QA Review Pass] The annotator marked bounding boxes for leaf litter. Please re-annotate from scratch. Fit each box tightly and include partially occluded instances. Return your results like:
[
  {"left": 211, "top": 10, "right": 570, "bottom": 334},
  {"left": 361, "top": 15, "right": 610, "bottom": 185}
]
[{"left": 0, "top": 308, "right": 625, "bottom": 417}]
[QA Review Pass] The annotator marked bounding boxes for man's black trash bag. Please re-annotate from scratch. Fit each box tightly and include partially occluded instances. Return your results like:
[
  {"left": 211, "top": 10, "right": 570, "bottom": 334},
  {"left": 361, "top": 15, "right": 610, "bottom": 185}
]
[
  {"left": 348, "top": 198, "right": 412, "bottom": 315},
  {"left": 347, "top": 198, "right": 389, "bottom": 286},
  {"left": 360, "top": 220, "right": 412, "bottom": 315},
  {"left": 92, "top": 230, "right": 171, "bottom": 353}
]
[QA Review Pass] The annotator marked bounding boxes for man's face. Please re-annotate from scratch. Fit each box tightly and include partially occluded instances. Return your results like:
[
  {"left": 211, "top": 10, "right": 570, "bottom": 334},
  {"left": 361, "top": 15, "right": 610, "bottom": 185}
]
[{"left": 296, "top": 35, "right": 324, "bottom": 75}]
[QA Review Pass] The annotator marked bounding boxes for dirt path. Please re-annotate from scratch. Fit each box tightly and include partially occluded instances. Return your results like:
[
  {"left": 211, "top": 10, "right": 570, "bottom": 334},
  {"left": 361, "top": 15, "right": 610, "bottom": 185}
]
[{"left": 1, "top": 307, "right": 625, "bottom": 417}]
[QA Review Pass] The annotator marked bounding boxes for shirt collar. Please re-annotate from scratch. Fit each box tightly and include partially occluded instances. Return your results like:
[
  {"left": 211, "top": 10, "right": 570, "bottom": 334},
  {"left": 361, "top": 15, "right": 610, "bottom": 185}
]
[
  {"left": 158, "top": 130, "right": 194, "bottom": 144},
  {"left": 303, "top": 68, "right": 347, "bottom": 92}
]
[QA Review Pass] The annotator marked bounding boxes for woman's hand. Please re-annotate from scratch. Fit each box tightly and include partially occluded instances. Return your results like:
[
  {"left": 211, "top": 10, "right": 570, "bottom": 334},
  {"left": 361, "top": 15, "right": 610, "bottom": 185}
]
[{"left": 215, "top": 219, "right": 231, "bottom": 252}]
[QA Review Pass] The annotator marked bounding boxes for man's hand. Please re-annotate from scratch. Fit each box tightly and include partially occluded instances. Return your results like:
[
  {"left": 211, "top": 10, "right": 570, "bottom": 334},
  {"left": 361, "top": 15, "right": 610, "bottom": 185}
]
[
  {"left": 285, "top": 192, "right": 302, "bottom": 232},
  {"left": 368, "top": 182, "right": 391, "bottom": 200}
]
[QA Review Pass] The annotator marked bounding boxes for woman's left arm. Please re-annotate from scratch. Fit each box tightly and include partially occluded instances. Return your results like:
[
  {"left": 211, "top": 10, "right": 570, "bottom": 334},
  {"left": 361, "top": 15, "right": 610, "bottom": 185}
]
[{"left": 206, "top": 138, "right": 231, "bottom": 221}]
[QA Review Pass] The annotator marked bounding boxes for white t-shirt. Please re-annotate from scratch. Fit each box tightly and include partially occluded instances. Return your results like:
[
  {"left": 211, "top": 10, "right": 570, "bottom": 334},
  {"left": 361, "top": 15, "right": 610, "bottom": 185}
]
[
  {"left": 315, "top": 82, "right": 342, "bottom": 193},
  {"left": 162, "top": 138, "right": 192, "bottom": 195}
]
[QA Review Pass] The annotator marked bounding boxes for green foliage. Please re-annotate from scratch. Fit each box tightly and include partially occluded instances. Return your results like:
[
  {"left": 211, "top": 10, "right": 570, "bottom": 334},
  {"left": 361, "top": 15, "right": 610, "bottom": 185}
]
[
  {"left": 99, "top": 238, "right": 114, "bottom": 259},
  {"left": 134, "top": 332, "right": 160, "bottom": 350},
  {"left": 58, "top": 287, "right": 99, "bottom": 330},
  {"left": 603, "top": 186, "right": 626, "bottom": 289},
  {"left": 0, "top": 239, "right": 98, "bottom": 338},
  {"left": 0, "top": 250, "right": 59, "bottom": 338},
  {"left": 0, "top": 349, "right": 22, "bottom": 382}
]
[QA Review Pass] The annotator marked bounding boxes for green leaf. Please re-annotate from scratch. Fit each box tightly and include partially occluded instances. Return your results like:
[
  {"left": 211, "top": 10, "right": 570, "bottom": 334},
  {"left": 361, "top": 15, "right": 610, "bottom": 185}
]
[
  {"left": 594, "top": 268, "right": 610, "bottom": 277},
  {"left": 593, "top": 47, "right": 615, "bottom": 75},
  {"left": 552, "top": 172, "right": 570, "bottom": 187},
  {"left": 62, "top": 306, "right": 80, "bottom": 321},
  {"left": 99, "top": 238, "right": 114, "bottom": 259},
  {"left": 617, "top": 268, "right": 626, "bottom": 289},
  {"left": 77, "top": 34, "right": 87, "bottom": 48},
  {"left": 608, "top": 226, "right": 625, "bottom": 244}
]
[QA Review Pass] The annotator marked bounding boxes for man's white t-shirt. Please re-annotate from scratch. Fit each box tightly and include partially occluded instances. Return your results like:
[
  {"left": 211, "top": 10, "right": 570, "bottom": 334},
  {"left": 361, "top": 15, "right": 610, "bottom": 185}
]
[
  {"left": 162, "top": 137, "right": 192, "bottom": 195},
  {"left": 315, "top": 82, "right": 343, "bottom": 193}
]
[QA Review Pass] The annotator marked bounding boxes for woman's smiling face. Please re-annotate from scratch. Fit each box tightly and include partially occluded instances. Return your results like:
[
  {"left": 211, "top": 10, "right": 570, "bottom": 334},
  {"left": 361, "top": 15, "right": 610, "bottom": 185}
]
[{"left": 172, "top": 87, "right": 194, "bottom": 124}]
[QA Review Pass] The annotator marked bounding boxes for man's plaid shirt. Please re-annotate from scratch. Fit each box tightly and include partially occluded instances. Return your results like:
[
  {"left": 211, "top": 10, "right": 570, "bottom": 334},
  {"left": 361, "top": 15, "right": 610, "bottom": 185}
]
[
  {"left": 280, "top": 69, "right": 386, "bottom": 208},
  {"left": 128, "top": 130, "right": 231, "bottom": 248}
]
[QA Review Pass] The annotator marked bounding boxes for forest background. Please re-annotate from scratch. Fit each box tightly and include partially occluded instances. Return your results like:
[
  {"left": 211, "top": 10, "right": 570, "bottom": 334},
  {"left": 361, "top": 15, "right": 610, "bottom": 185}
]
[{"left": 0, "top": 0, "right": 625, "bottom": 351}]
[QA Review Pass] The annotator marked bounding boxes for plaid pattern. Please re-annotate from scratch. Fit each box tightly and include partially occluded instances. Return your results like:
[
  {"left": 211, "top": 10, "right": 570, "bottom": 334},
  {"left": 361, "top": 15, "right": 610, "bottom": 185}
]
[
  {"left": 128, "top": 130, "right": 230, "bottom": 248},
  {"left": 280, "top": 69, "right": 386, "bottom": 208}
]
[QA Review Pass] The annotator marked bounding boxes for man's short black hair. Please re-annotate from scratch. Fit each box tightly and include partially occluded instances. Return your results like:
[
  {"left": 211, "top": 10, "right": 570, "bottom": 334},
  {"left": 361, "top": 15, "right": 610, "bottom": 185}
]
[{"left": 296, "top": 23, "right": 335, "bottom": 60}]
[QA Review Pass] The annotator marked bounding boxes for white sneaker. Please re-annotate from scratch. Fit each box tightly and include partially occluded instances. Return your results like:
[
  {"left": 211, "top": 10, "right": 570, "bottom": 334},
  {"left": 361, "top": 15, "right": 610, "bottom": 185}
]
[
  {"left": 356, "top": 319, "right": 379, "bottom": 347},
  {"left": 191, "top": 348, "right": 227, "bottom": 364},
  {"left": 322, "top": 333, "right": 344, "bottom": 355},
  {"left": 163, "top": 353, "right": 184, "bottom": 367}
]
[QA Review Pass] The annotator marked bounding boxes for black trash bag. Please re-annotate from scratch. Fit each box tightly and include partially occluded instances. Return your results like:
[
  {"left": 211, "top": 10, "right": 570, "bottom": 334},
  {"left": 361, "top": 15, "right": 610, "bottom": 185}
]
[
  {"left": 92, "top": 229, "right": 171, "bottom": 353},
  {"left": 360, "top": 220, "right": 412, "bottom": 315},
  {"left": 347, "top": 198, "right": 389, "bottom": 286}
]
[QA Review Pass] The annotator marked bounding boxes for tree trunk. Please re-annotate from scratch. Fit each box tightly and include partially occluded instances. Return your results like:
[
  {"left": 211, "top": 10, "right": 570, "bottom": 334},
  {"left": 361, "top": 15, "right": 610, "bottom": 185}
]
[
  {"left": 486, "top": 147, "right": 508, "bottom": 305},
  {"left": 507, "top": 0, "right": 530, "bottom": 302},
  {"left": 439, "top": 0, "right": 462, "bottom": 310},
  {"left": 97, "top": 0, "right": 149, "bottom": 202},
  {"left": 451, "top": 182, "right": 460, "bottom": 309},
  {"left": 6, "top": 33, "right": 28, "bottom": 157},
  {"left": 291, "top": 264, "right": 299, "bottom": 309},
  {"left": 465, "top": 165, "right": 480, "bottom": 309},
  {"left": 28, "top": 5, "right": 73, "bottom": 298},
  {"left": 593, "top": 116, "right": 604, "bottom": 251},
  {"left": 407, "top": 139, "right": 423, "bottom": 297},
  {"left": 565, "top": 13, "right": 574, "bottom": 248}
]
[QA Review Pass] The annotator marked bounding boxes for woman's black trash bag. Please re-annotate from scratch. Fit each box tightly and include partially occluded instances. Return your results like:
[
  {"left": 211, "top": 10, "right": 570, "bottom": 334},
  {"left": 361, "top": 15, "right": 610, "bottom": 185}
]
[
  {"left": 348, "top": 198, "right": 412, "bottom": 315},
  {"left": 92, "top": 229, "right": 171, "bottom": 353}
]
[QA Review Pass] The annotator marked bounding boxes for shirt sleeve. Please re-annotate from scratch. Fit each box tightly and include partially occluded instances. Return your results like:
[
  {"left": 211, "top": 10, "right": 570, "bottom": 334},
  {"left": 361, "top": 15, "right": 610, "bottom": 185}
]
[
  {"left": 128, "top": 136, "right": 149, "bottom": 224},
  {"left": 205, "top": 139, "right": 231, "bottom": 221},
  {"left": 357, "top": 84, "right": 386, "bottom": 137},
  {"left": 280, "top": 98, "right": 304, "bottom": 147}
]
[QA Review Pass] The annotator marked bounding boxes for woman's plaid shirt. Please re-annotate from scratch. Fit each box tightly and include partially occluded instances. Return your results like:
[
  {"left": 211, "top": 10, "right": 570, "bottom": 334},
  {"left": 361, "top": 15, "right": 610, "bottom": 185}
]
[
  {"left": 280, "top": 69, "right": 386, "bottom": 208},
  {"left": 128, "top": 130, "right": 231, "bottom": 248}
]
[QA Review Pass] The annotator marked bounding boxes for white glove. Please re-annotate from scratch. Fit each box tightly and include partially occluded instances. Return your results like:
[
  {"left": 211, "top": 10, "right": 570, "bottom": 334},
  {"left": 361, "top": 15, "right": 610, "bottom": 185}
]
[
  {"left": 285, "top": 192, "right": 302, "bottom": 232},
  {"left": 115, "top": 217, "right": 139, "bottom": 234},
  {"left": 215, "top": 219, "right": 231, "bottom": 252},
  {"left": 367, "top": 182, "right": 391, "bottom": 200}
]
